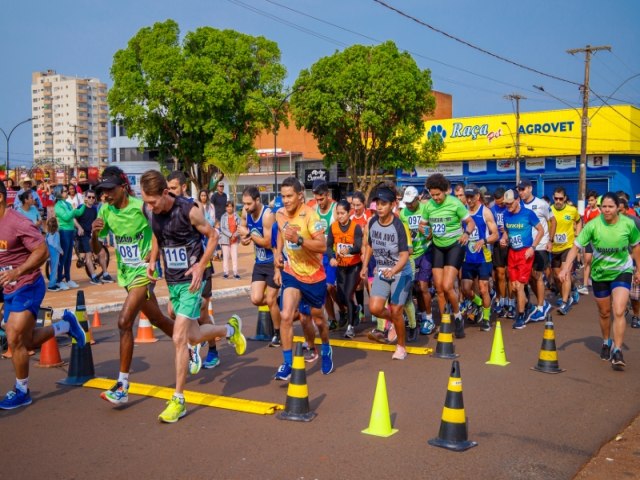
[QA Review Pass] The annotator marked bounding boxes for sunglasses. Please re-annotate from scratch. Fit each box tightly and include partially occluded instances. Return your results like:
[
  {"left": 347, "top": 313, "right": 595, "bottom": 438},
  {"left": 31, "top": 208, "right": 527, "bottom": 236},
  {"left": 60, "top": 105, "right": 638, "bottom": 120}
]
[
  {"left": 554, "top": 197, "right": 565, "bottom": 201},
  {"left": 517, "top": 187, "right": 526, "bottom": 191},
  {"left": 86, "top": 196, "right": 96, "bottom": 199}
]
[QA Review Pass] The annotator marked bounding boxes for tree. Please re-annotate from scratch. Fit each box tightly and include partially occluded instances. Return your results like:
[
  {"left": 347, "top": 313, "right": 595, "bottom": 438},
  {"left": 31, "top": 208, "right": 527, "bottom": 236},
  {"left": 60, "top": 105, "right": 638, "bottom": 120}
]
[
  {"left": 108, "top": 19, "right": 286, "bottom": 188},
  {"left": 290, "top": 41, "right": 443, "bottom": 196}
]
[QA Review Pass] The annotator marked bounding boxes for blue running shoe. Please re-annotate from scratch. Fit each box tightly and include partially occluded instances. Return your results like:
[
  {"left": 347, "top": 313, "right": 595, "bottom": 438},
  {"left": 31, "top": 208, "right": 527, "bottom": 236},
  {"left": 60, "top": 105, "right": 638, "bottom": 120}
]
[
  {"left": 0, "top": 389, "right": 32, "bottom": 410},
  {"left": 542, "top": 302, "right": 552, "bottom": 319},
  {"left": 555, "top": 297, "right": 564, "bottom": 307},
  {"left": 321, "top": 346, "right": 334, "bottom": 375},
  {"left": 203, "top": 352, "right": 220, "bottom": 369},
  {"left": 100, "top": 381, "right": 128, "bottom": 405},
  {"left": 274, "top": 363, "right": 292, "bottom": 381},
  {"left": 571, "top": 289, "right": 580, "bottom": 305},
  {"left": 513, "top": 315, "right": 526, "bottom": 330},
  {"left": 524, "top": 303, "right": 536, "bottom": 323},
  {"left": 505, "top": 306, "right": 515, "bottom": 319},
  {"left": 63, "top": 310, "right": 87, "bottom": 348},
  {"left": 528, "top": 308, "right": 546, "bottom": 323},
  {"left": 420, "top": 318, "right": 435, "bottom": 335},
  {"left": 557, "top": 300, "right": 573, "bottom": 316}
]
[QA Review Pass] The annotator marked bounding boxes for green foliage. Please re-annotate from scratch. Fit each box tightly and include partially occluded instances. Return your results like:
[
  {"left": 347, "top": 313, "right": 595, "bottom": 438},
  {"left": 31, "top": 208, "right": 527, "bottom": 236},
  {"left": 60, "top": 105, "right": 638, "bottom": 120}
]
[
  {"left": 291, "top": 41, "right": 442, "bottom": 195},
  {"left": 108, "top": 19, "right": 286, "bottom": 187}
]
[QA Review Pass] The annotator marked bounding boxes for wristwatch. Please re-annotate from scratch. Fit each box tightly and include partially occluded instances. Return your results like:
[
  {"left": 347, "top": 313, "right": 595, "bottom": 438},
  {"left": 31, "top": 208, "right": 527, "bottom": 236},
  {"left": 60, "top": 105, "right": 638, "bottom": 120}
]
[{"left": 296, "top": 236, "right": 304, "bottom": 247}]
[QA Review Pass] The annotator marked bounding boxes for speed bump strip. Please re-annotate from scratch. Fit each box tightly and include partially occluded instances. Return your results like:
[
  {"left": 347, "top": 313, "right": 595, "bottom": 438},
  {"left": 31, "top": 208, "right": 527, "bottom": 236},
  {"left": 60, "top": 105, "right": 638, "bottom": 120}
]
[
  {"left": 292, "top": 336, "right": 432, "bottom": 355},
  {"left": 83, "top": 378, "right": 284, "bottom": 415}
]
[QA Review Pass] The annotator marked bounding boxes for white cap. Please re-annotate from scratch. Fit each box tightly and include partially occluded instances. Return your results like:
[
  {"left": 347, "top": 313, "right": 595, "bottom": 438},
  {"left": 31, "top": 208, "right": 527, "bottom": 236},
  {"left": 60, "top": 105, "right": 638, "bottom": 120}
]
[{"left": 402, "top": 186, "right": 419, "bottom": 204}]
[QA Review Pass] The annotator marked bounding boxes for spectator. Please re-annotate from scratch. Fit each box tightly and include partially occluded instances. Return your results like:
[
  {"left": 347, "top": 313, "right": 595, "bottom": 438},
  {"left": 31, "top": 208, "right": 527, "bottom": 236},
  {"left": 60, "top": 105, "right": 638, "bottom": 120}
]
[
  {"left": 45, "top": 217, "right": 64, "bottom": 291},
  {"left": 16, "top": 190, "right": 42, "bottom": 230},
  {"left": 54, "top": 185, "right": 85, "bottom": 289},
  {"left": 211, "top": 181, "right": 228, "bottom": 223},
  {"left": 67, "top": 183, "right": 84, "bottom": 208},
  {"left": 198, "top": 189, "right": 216, "bottom": 227},
  {"left": 3, "top": 178, "right": 18, "bottom": 208},
  {"left": 219, "top": 201, "right": 241, "bottom": 279},
  {"left": 70, "top": 176, "right": 83, "bottom": 194},
  {"left": 75, "top": 189, "right": 107, "bottom": 285},
  {"left": 13, "top": 177, "right": 42, "bottom": 210}
]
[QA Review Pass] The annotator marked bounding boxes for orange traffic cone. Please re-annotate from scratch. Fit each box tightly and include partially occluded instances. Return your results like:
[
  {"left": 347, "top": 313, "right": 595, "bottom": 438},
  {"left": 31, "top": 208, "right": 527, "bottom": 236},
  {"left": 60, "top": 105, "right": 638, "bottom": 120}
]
[
  {"left": 36, "top": 337, "right": 65, "bottom": 368},
  {"left": 135, "top": 313, "right": 158, "bottom": 344},
  {"left": 91, "top": 311, "right": 102, "bottom": 329},
  {"left": 208, "top": 300, "right": 215, "bottom": 322}
]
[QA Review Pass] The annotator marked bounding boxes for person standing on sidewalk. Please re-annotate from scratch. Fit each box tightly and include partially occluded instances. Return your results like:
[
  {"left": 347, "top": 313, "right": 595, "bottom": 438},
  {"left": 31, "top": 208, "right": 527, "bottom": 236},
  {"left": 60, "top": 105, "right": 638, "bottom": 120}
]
[
  {"left": 91, "top": 166, "right": 175, "bottom": 406},
  {"left": 45, "top": 217, "right": 64, "bottom": 291},
  {"left": 0, "top": 181, "right": 87, "bottom": 410},
  {"left": 219, "top": 202, "right": 241, "bottom": 279},
  {"left": 54, "top": 185, "right": 85, "bottom": 290},
  {"left": 75, "top": 189, "right": 108, "bottom": 285},
  {"left": 140, "top": 170, "right": 246, "bottom": 423}
]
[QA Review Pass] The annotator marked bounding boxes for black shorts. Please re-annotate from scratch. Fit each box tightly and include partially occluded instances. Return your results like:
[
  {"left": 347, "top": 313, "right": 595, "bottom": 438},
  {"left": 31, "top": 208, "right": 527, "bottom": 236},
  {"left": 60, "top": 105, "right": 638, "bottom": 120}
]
[
  {"left": 585, "top": 243, "right": 593, "bottom": 254},
  {"left": 461, "top": 262, "right": 493, "bottom": 280},
  {"left": 202, "top": 277, "right": 212, "bottom": 299},
  {"left": 592, "top": 272, "right": 633, "bottom": 299},
  {"left": 533, "top": 250, "right": 549, "bottom": 272},
  {"left": 492, "top": 244, "right": 509, "bottom": 269},
  {"left": 551, "top": 249, "right": 570, "bottom": 269},
  {"left": 77, "top": 235, "right": 92, "bottom": 253},
  {"left": 252, "top": 262, "right": 279, "bottom": 289},
  {"left": 432, "top": 242, "right": 465, "bottom": 270}
]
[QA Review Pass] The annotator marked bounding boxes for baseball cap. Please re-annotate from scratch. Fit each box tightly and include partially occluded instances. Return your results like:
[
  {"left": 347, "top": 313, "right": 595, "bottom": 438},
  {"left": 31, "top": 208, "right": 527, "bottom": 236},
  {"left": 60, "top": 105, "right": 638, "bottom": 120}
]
[
  {"left": 96, "top": 166, "right": 127, "bottom": 190},
  {"left": 516, "top": 179, "right": 532, "bottom": 189},
  {"left": 312, "top": 179, "right": 328, "bottom": 194},
  {"left": 402, "top": 186, "right": 419, "bottom": 203},
  {"left": 372, "top": 186, "right": 396, "bottom": 203},
  {"left": 503, "top": 189, "right": 517, "bottom": 204},
  {"left": 464, "top": 184, "right": 480, "bottom": 196}
]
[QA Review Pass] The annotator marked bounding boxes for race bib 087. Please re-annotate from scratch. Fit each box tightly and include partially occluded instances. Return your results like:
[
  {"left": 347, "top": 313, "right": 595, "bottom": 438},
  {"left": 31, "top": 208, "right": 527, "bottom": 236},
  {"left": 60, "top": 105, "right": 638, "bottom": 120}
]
[{"left": 117, "top": 242, "right": 141, "bottom": 265}]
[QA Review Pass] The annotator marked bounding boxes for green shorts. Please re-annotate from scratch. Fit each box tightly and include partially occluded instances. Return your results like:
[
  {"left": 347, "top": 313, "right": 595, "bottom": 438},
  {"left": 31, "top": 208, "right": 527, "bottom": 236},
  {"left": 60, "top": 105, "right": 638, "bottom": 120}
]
[{"left": 168, "top": 283, "right": 204, "bottom": 320}]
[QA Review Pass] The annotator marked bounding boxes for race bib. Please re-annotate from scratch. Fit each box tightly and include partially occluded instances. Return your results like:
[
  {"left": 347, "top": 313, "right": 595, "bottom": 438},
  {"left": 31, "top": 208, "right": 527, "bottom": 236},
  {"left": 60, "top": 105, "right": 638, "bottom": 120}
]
[
  {"left": 117, "top": 242, "right": 141, "bottom": 265},
  {"left": 468, "top": 227, "right": 480, "bottom": 242},
  {"left": 406, "top": 215, "right": 421, "bottom": 231},
  {"left": 163, "top": 246, "right": 188, "bottom": 270},
  {"left": 337, "top": 242, "right": 353, "bottom": 257},
  {"left": 554, "top": 233, "right": 568, "bottom": 244},
  {"left": 255, "top": 246, "right": 268, "bottom": 261},
  {"left": 432, "top": 222, "right": 446, "bottom": 237},
  {"left": 509, "top": 234, "right": 523, "bottom": 249}
]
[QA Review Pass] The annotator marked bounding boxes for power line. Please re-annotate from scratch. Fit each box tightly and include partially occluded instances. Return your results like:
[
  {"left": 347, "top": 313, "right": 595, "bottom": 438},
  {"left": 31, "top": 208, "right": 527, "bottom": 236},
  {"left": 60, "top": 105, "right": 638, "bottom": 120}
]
[{"left": 372, "top": 0, "right": 581, "bottom": 86}]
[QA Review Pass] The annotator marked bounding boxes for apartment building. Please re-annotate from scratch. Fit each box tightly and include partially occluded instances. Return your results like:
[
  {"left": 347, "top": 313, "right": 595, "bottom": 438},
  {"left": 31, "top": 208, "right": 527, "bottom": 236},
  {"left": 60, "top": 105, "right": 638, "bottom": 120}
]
[{"left": 31, "top": 70, "right": 109, "bottom": 171}]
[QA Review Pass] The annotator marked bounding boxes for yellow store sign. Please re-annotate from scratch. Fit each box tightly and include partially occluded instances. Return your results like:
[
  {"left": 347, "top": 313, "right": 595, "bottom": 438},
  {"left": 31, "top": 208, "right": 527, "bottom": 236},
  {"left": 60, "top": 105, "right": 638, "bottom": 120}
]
[{"left": 425, "top": 105, "right": 640, "bottom": 162}]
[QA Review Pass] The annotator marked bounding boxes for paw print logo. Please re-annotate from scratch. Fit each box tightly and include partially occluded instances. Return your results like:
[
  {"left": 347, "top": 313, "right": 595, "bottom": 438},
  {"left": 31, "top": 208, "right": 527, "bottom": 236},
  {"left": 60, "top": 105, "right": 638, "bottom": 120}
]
[{"left": 427, "top": 125, "right": 447, "bottom": 141}]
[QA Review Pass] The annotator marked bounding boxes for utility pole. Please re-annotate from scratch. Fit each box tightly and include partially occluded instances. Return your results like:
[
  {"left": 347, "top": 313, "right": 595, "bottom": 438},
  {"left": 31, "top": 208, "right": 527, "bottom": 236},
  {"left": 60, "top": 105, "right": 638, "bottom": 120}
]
[
  {"left": 567, "top": 44, "right": 611, "bottom": 214},
  {"left": 504, "top": 94, "right": 525, "bottom": 184}
]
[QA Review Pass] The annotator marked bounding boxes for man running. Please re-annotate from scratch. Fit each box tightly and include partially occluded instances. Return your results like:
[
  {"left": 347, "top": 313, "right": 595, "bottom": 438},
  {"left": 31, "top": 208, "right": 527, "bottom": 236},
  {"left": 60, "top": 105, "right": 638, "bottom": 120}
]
[
  {"left": 141, "top": 170, "right": 246, "bottom": 423},
  {"left": 238, "top": 186, "right": 282, "bottom": 346},
  {"left": 273, "top": 176, "right": 333, "bottom": 380},
  {"left": 0, "top": 181, "right": 86, "bottom": 410},
  {"left": 91, "top": 166, "right": 175, "bottom": 405},
  {"left": 490, "top": 188, "right": 513, "bottom": 318}
]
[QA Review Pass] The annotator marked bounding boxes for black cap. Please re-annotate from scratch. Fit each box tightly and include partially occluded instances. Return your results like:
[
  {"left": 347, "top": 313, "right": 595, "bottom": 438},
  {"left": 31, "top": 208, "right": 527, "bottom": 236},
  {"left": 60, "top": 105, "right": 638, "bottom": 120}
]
[
  {"left": 517, "top": 179, "right": 532, "bottom": 189},
  {"left": 372, "top": 186, "right": 396, "bottom": 203},
  {"left": 96, "top": 166, "right": 127, "bottom": 190},
  {"left": 464, "top": 184, "right": 480, "bottom": 196},
  {"left": 312, "top": 180, "right": 329, "bottom": 194}
]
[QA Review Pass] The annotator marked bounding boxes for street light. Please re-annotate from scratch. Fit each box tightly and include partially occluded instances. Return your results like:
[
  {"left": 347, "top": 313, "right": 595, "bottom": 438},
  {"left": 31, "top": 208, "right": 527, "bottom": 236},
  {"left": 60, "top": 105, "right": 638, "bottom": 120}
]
[
  {"left": 501, "top": 121, "right": 522, "bottom": 183},
  {"left": 0, "top": 117, "right": 33, "bottom": 174}
]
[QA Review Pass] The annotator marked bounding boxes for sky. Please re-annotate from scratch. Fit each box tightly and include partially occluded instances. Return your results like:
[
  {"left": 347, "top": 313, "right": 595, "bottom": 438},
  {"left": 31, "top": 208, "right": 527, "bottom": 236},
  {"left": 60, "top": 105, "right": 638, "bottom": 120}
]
[{"left": 1, "top": 0, "right": 639, "bottom": 167}]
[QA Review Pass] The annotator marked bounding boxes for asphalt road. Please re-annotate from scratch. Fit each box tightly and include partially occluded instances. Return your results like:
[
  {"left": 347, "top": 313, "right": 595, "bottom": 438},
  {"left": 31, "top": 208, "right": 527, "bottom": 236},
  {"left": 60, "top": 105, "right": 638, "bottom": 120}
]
[{"left": 1, "top": 294, "right": 639, "bottom": 480}]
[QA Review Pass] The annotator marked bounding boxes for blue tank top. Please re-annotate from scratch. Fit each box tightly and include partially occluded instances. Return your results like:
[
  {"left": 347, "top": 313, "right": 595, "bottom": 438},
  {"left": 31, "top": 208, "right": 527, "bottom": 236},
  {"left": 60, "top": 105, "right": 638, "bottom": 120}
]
[
  {"left": 490, "top": 203, "right": 508, "bottom": 233},
  {"left": 465, "top": 205, "right": 491, "bottom": 264},
  {"left": 246, "top": 206, "right": 275, "bottom": 264}
]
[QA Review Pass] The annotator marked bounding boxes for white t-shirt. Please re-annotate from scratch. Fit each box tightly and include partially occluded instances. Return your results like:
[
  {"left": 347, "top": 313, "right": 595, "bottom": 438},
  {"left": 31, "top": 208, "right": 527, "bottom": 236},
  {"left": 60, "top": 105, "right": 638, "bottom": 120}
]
[{"left": 523, "top": 196, "right": 551, "bottom": 251}]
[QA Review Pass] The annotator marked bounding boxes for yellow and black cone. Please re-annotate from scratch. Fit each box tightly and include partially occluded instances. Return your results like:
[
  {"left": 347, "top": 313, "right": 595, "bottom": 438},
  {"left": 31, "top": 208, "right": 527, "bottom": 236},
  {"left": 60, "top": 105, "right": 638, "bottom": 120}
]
[
  {"left": 277, "top": 342, "right": 316, "bottom": 422},
  {"left": 58, "top": 290, "right": 95, "bottom": 386},
  {"left": 428, "top": 360, "right": 477, "bottom": 452},
  {"left": 485, "top": 321, "right": 510, "bottom": 366},
  {"left": 362, "top": 371, "right": 398, "bottom": 437},
  {"left": 249, "top": 305, "right": 274, "bottom": 342},
  {"left": 531, "top": 317, "right": 565, "bottom": 374},
  {"left": 433, "top": 313, "right": 459, "bottom": 359}
]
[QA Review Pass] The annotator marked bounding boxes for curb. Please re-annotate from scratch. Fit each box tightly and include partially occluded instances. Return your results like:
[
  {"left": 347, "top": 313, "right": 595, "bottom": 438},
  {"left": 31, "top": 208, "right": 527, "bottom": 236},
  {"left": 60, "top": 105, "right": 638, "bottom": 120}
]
[{"left": 50, "top": 285, "right": 251, "bottom": 320}]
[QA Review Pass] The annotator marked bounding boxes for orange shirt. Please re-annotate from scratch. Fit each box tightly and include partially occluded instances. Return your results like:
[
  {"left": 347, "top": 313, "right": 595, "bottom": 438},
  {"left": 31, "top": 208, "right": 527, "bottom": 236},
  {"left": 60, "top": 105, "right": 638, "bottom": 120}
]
[{"left": 330, "top": 220, "right": 361, "bottom": 267}]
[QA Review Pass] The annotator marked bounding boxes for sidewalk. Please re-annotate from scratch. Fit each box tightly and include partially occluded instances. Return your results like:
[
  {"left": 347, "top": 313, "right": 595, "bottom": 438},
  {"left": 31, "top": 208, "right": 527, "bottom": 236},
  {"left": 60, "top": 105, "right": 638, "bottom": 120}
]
[{"left": 42, "top": 243, "right": 255, "bottom": 317}]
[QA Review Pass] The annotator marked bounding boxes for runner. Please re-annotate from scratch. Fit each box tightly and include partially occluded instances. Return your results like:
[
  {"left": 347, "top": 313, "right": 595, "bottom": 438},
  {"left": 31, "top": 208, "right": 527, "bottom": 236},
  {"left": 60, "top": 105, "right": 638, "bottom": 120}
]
[
  {"left": 273, "top": 176, "right": 333, "bottom": 380},
  {"left": 422, "top": 173, "right": 476, "bottom": 339},
  {"left": 350, "top": 191, "right": 373, "bottom": 322},
  {"left": 327, "top": 200, "right": 363, "bottom": 339},
  {"left": 579, "top": 190, "right": 601, "bottom": 295},
  {"left": 360, "top": 183, "right": 413, "bottom": 360},
  {"left": 238, "top": 186, "right": 282, "bottom": 347},
  {"left": 0, "top": 181, "right": 86, "bottom": 410},
  {"left": 140, "top": 170, "right": 246, "bottom": 423},
  {"left": 91, "top": 166, "right": 175, "bottom": 405},
  {"left": 490, "top": 188, "right": 513, "bottom": 318},
  {"left": 550, "top": 187, "right": 582, "bottom": 315},
  {"left": 501, "top": 189, "right": 544, "bottom": 329},
  {"left": 559, "top": 192, "right": 640, "bottom": 370},
  {"left": 460, "top": 185, "right": 499, "bottom": 332}
]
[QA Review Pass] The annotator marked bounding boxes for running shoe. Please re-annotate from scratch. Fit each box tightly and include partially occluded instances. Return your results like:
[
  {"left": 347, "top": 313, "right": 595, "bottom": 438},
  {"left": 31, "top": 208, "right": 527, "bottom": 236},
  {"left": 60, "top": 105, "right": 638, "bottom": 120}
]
[
  {"left": 631, "top": 316, "right": 640, "bottom": 329},
  {"left": 203, "top": 352, "right": 220, "bottom": 369},
  {"left": 269, "top": 332, "right": 281, "bottom": 347},
  {"left": 274, "top": 363, "right": 292, "bottom": 381},
  {"left": 555, "top": 297, "right": 564, "bottom": 307},
  {"left": 101, "top": 273, "right": 115, "bottom": 283},
  {"left": 367, "top": 329, "right": 387, "bottom": 344},
  {"left": 577, "top": 286, "right": 589, "bottom": 295},
  {"left": 494, "top": 306, "right": 507, "bottom": 318},
  {"left": 188, "top": 343, "right": 202, "bottom": 375},
  {"left": 528, "top": 308, "right": 546, "bottom": 323},
  {"left": 542, "top": 302, "right": 552, "bottom": 319},
  {"left": 454, "top": 316, "right": 465, "bottom": 339},
  {"left": 234, "top": 274, "right": 241, "bottom": 280},
  {"left": 338, "top": 311, "right": 348, "bottom": 329},
  {"left": 47, "top": 285, "right": 61, "bottom": 292},
  {"left": 420, "top": 318, "right": 435, "bottom": 335},
  {"left": 223, "top": 274, "right": 229, "bottom": 279},
  {"left": 513, "top": 315, "right": 526, "bottom": 330},
  {"left": 89, "top": 276, "right": 102, "bottom": 285},
  {"left": 344, "top": 325, "right": 355, "bottom": 339},
  {"left": 59, "top": 281, "right": 69, "bottom": 291},
  {"left": 0, "top": 389, "right": 32, "bottom": 410},
  {"left": 386, "top": 324, "right": 398, "bottom": 344},
  {"left": 407, "top": 326, "right": 418, "bottom": 343},
  {"left": 557, "top": 300, "right": 573, "bottom": 316},
  {"left": 524, "top": 303, "right": 536, "bottom": 323},
  {"left": 600, "top": 343, "right": 611, "bottom": 361},
  {"left": 392, "top": 345, "right": 407, "bottom": 360},
  {"left": 505, "top": 306, "right": 516, "bottom": 319},
  {"left": 571, "top": 289, "right": 580, "bottom": 305},
  {"left": 321, "top": 346, "right": 334, "bottom": 375},
  {"left": 304, "top": 346, "right": 319, "bottom": 363},
  {"left": 158, "top": 396, "right": 186, "bottom": 423},
  {"left": 328, "top": 319, "right": 338, "bottom": 331},
  {"left": 611, "top": 349, "right": 626, "bottom": 370},
  {"left": 100, "top": 382, "right": 129, "bottom": 405},
  {"left": 67, "top": 280, "right": 79, "bottom": 288},
  {"left": 479, "top": 320, "right": 491, "bottom": 332},
  {"left": 227, "top": 315, "right": 246, "bottom": 355},
  {"left": 63, "top": 310, "right": 87, "bottom": 348}
]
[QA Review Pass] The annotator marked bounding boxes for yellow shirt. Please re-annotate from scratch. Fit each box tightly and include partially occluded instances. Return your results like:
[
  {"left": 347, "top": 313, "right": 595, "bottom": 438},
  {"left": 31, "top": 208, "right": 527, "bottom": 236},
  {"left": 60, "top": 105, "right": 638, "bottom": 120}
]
[
  {"left": 551, "top": 204, "right": 581, "bottom": 253},
  {"left": 276, "top": 204, "right": 326, "bottom": 283}
]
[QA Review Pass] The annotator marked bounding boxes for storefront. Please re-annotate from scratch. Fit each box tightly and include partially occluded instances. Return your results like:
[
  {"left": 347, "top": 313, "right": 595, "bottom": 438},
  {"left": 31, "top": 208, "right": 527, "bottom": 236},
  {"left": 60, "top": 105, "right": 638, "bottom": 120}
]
[{"left": 399, "top": 105, "right": 640, "bottom": 203}]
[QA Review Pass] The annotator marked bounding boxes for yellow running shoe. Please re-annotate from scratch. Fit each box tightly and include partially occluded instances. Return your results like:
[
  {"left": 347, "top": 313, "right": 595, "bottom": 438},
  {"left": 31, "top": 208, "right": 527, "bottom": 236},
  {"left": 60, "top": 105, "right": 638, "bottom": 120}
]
[
  {"left": 227, "top": 315, "right": 246, "bottom": 355},
  {"left": 158, "top": 396, "right": 186, "bottom": 423}
]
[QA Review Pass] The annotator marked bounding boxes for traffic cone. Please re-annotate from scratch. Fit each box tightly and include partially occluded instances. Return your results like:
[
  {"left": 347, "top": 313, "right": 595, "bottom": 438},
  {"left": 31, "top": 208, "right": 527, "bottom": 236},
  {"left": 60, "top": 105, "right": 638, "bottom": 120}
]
[
  {"left": 91, "top": 311, "right": 102, "bottom": 329},
  {"left": 531, "top": 318, "right": 565, "bottom": 374},
  {"left": 428, "top": 360, "right": 477, "bottom": 452},
  {"left": 362, "top": 371, "right": 398, "bottom": 437},
  {"left": 208, "top": 300, "right": 215, "bottom": 322},
  {"left": 249, "top": 305, "right": 274, "bottom": 341},
  {"left": 277, "top": 342, "right": 316, "bottom": 422},
  {"left": 135, "top": 312, "right": 158, "bottom": 343},
  {"left": 433, "top": 313, "right": 459, "bottom": 359},
  {"left": 485, "top": 321, "right": 510, "bottom": 366},
  {"left": 36, "top": 307, "right": 65, "bottom": 368},
  {"left": 58, "top": 291, "right": 95, "bottom": 386}
]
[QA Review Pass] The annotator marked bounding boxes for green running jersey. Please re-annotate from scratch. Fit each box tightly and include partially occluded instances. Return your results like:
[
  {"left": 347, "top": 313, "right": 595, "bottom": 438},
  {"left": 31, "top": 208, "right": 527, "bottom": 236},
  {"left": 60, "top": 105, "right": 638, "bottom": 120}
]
[
  {"left": 422, "top": 195, "right": 469, "bottom": 248},
  {"left": 400, "top": 202, "right": 431, "bottom": 258},
  {"left": 575, "top": 214, "right": 639, "bottom": 282},
  {"left": 98, "top": 196, "right": 153, "bottom": 287}
]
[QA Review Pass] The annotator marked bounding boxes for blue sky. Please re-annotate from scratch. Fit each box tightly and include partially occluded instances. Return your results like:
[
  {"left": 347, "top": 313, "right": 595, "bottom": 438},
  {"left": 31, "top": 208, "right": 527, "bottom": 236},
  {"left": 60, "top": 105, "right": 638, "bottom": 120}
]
[{"left": 2, "top": 0, "right": 638, "bottom": 167}]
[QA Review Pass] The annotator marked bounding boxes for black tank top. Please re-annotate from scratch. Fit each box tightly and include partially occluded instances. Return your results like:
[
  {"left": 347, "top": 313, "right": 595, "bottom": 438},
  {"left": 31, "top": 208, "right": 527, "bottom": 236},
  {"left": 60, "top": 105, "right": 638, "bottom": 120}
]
[{"left": 150, "top": 195, "right": 207, "bottom": 284}]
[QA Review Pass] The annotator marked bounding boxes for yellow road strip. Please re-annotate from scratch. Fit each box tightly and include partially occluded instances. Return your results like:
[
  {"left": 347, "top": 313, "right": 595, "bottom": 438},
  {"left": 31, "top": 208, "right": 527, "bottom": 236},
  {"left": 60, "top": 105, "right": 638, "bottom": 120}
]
[{"left": 292, "top": 336, "right": 432, "bottom": 355}]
